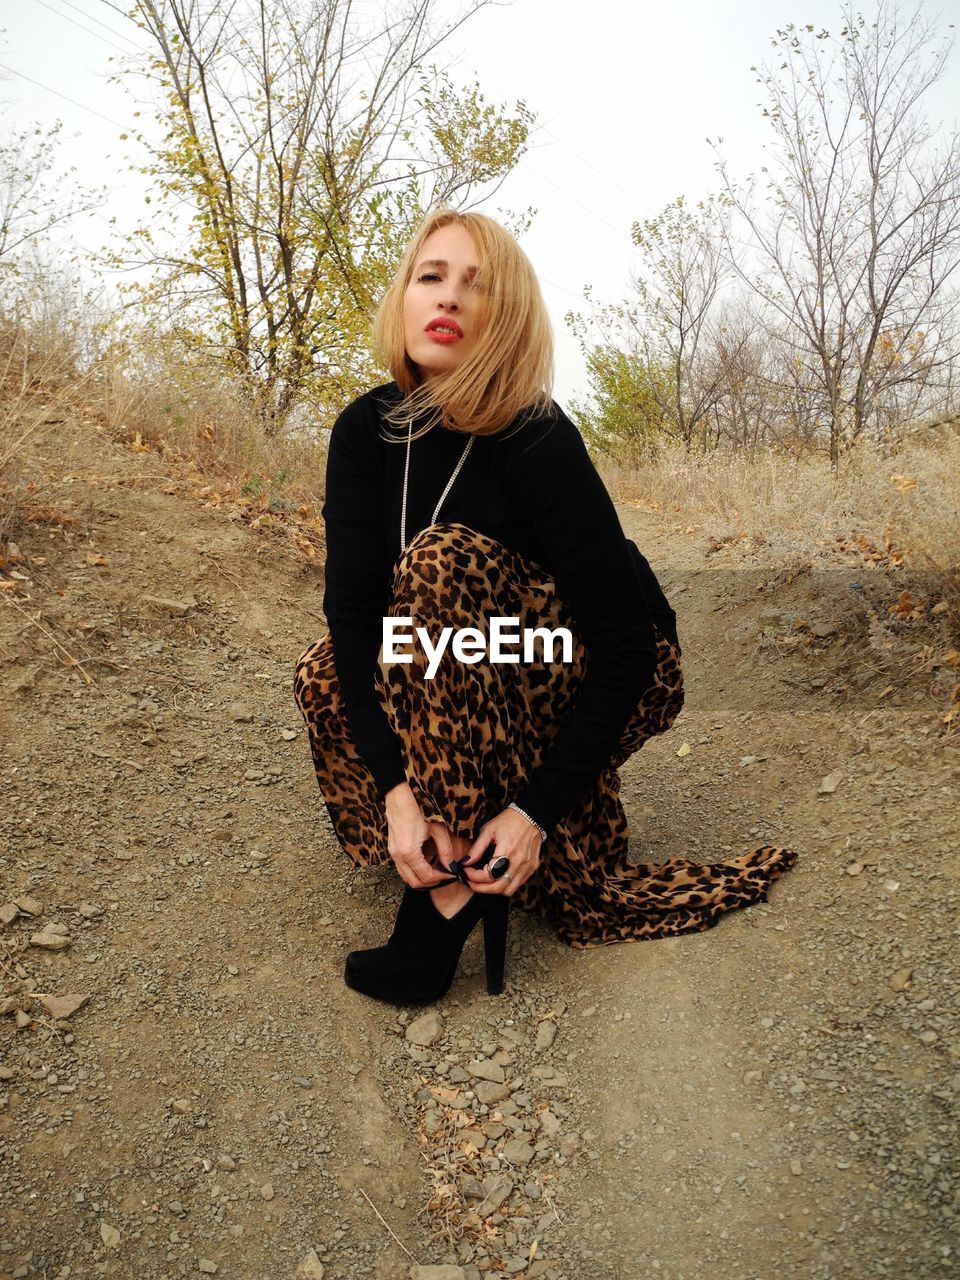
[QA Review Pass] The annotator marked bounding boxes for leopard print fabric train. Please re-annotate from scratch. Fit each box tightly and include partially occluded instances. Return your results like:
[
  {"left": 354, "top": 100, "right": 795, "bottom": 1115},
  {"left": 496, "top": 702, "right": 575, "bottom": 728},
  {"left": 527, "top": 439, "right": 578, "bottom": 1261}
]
[{"left": 293, "top": 521, "right": 798, "bottom": 949}]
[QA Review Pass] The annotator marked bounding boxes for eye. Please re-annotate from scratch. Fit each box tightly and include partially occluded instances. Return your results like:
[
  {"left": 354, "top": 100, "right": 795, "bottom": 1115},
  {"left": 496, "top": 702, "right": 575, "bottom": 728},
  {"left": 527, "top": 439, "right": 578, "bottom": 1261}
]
[{"left": 418, "top": 272, "right": 441, "bottom": 282}]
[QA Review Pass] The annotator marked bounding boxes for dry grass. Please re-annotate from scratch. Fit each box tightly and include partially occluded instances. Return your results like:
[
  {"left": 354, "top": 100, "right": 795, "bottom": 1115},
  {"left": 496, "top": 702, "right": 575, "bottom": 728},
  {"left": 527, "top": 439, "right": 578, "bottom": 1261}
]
[
  {"left": 87, "top": 325, "right": 326, "bottom": 512},
  {"left": 2, "top": 272, "right": 958, "bottom": 632},
  {"left": 597, "top": 430, "right": 960, "bottom": 616}
]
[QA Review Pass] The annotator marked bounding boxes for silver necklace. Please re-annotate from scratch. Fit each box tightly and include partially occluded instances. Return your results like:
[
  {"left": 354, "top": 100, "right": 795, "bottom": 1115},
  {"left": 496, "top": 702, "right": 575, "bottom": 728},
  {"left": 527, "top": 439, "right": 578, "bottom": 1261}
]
[{"left": 400, "top": 415, "right": 475, "bottom": 554}]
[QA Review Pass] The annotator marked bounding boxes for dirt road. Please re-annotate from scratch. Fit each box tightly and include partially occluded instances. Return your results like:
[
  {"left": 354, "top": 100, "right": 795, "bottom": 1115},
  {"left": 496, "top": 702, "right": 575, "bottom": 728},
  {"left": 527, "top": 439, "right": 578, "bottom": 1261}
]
[{"left": 1, "top": 422, "right": 957, "bottom": 1279}]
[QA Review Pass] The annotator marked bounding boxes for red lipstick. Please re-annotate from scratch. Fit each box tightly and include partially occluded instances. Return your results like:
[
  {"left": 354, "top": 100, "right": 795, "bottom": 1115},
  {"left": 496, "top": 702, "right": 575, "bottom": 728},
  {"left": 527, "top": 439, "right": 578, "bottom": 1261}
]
[{"left": 425, "top": 317, "right": 463, "bottom": 343}]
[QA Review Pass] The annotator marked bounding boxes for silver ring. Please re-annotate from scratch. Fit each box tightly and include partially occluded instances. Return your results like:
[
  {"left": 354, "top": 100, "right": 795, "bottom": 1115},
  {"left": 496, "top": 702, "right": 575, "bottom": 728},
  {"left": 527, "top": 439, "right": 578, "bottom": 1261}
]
[{"left": 502, "top": 871, "right": 513, "bottom": 881}]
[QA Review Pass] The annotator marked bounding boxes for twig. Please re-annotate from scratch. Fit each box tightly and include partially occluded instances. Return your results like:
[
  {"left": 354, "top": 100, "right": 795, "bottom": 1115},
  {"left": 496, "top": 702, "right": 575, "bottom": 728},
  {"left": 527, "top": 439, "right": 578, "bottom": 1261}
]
[
  {"left": 89, "top": 748, "right": 144, "bottom": 772},
  {"left": 356, "top": 1185, "right": 420, "bottom": 1264},
  {"left": 541, "top": 1183, "right": 565, "bottom": 1226},
  {"left": 678, "top": 640, "right": 718, "bottom": 669},
  {"left": 199, "top": 550, "right": 250, "bottom": 600},
  {"left": 0, "top": 596, "right": 102, "bottom": 689}
]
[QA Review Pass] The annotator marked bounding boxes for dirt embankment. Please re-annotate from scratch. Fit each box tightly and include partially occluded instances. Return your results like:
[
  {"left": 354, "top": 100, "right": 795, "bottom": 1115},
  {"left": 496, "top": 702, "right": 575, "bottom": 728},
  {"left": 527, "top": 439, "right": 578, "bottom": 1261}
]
[{"left": 1, "top": 416, "right": 957, "bottom": 1280}]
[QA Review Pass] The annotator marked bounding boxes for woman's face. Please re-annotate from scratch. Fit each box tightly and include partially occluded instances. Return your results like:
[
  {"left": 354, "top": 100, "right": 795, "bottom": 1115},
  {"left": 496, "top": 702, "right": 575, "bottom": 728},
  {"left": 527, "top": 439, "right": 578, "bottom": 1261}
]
[{"left": 402, "top": 222, "right": 484, "bottom": 382}]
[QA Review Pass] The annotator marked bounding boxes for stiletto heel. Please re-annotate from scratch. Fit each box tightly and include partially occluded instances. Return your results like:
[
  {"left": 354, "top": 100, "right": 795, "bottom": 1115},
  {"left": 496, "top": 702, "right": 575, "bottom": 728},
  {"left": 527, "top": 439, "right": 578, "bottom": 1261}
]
[
  {"left": 482, "top": 895, "right": 510, "bottom": 995},
  {"left": 344, "top": 884, "right": 509, "bottom": 1006}
]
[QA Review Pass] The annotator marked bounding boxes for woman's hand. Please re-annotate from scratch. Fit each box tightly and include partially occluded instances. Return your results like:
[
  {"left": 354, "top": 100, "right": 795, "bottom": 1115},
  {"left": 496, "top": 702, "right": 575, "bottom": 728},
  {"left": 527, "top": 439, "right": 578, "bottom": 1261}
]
[
  {"left": 460, "top": 808, "right": 542, "bottom": 897},
  {"left": 384, "top": 782, "right": 455, "bottom": 889}
]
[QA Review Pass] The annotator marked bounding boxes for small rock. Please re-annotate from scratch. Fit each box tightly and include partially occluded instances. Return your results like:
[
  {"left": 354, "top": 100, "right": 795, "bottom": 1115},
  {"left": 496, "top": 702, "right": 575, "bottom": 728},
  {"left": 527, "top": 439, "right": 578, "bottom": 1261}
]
[
  {"left": 502, "top": 1138, "right": 533, "bottom": 1165},
  {"left": 14, "top": 895, "right": 43, "bottom": 916},
  {"left": 34, "top": 993, "right": 90, "bottom": 1020},
  {"left": 474, "top": 1080, "right": 511, "bottom": 1105},
  {"left": 845, "top": 861, "right": 864, "bottom": 876},
  {"left": 0, "top": 903, "right": 19, "bottom": 925},
  {"left": 143, "top": 594, "right": 197, "bottom": 617},
  {"left": 535, "top": 1021, "right": 557, "bottom": 1051},
  {"left": 538, "top": 1110, "right": 560, "bottom": 1136},
  {"left": 406, "top": 1012, "right": 444, "bottom": 1047},
  {"left": 100, "top": 1222, "right": 121, "bottom": 1248},
  {"left": 295, "top": 1250, "right": 326, "bottom": 1279},
  {"left": 558, "top": 1133, "right": 580, "bottom": 1157},
  {"left": 260, "top": 1182, "right": 275, "bottom": 1201},
  {"left": 30, "top": 929, "right": 71, "bottom": 951},
  {"left": 198, "top": 1262, "right": 218, "bottom": 1275},
  {"left": 230, "top": 703, "right": 254, "bottom": 723},
  {"left": 818, "top": 772, "right": 842, "bottom": 795},
  {"left": 467, "top": 1058, "right": 505, "bottom": 1083},
  {"left": 889, "top": 968, "right": 913, "bottom": 991},
  {"left": 409, "top": 1267, "right": 466, "bottom": 1280},
  {"left": 475, "top": 1175, "right": 513, "bottom": 1217}
]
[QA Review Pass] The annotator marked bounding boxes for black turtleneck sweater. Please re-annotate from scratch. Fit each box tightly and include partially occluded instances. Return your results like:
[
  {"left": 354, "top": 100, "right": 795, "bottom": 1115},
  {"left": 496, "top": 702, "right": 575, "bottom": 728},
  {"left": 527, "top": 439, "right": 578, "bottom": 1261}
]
[{"left": 319, "top": 381, "right": 678, "bottom": 837}]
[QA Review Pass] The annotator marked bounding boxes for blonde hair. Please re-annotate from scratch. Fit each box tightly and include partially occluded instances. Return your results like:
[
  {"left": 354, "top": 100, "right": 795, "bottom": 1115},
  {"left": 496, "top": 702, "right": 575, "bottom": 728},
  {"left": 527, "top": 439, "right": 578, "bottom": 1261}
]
[{"left": 370, "top": 205, "right": 555, "bottom": 441}]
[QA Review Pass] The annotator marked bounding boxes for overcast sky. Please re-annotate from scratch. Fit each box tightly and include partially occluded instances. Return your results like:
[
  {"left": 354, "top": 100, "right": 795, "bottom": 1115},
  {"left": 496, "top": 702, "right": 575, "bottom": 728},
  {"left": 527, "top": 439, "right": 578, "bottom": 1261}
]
[{"left": 2, "top": 0, "right": 958, "bottom": 407}]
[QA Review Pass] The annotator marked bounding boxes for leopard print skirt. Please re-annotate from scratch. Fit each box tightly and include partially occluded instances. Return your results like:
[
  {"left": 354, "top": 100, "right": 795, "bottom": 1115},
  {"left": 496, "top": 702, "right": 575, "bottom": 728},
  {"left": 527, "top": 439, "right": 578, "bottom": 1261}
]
[{"left": 293, "top": 521, "right": 798, "bottom": 949}]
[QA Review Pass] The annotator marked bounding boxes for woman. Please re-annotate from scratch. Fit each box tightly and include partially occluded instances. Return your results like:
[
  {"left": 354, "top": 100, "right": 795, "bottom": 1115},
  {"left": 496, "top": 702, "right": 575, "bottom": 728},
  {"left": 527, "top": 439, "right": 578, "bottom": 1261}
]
[{"left": 293, "top": 207, "right": 798, "bottom": 1006}]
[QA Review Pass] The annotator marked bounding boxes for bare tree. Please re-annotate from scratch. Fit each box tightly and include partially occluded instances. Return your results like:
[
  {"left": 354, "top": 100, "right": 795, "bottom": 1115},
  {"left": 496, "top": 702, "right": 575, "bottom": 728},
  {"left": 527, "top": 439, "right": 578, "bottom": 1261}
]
[
  {"left": 699, "top": 300, "right": 776, "bottom": 455},
  {"left": 105, "top": 0, "right": 533, "bottom": 434},
  {"left": 627, "top": 193, "right": 743, "bottom": 451},
  {"left": 0, "top": 120, "right": 107, "bottom": 286},
  {"left": 711, "top": 0, "right": 960, "bottom": 469}
]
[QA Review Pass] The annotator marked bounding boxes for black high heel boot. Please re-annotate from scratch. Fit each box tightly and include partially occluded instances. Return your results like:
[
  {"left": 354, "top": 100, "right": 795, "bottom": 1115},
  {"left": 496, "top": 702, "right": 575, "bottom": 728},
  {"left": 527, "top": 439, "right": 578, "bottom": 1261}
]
[{"left": 344, "top": 883, "right": 510, "bottom": 1006}]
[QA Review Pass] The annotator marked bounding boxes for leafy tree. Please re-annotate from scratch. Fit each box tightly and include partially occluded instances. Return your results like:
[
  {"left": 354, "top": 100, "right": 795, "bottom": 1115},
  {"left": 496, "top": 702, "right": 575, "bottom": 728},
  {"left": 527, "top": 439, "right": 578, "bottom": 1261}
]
[
  {"left": 566, "top": 287, "right": 672, "bottom": 464},
  {"left": 105, "top": 0, "right": 535, "bottom": 434}
]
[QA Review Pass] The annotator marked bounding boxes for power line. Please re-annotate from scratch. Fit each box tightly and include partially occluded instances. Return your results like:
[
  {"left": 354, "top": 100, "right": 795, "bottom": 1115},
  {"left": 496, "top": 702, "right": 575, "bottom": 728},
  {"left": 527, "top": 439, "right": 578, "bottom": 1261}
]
[
  {"left": 519, "top": 158, "right": 638, "bottom": 253},
  {"left": 0, "top": 61, "right": 128, "bottom": 128},
  {"left": 461, "top": 60, "right": 662, "bottom": 220},
  {"left": 62, "top": 0, "right": 143, "bottom": 48},
  {"left": 507, "top": 169, "right": 638, "bottom": 257},
  {"left": 30, "top": 0, "right": 137, "bottom": 54},
  {"left": 538, "top": 274, "right": 592, "bottom": 306},
  {"left": 17, "top": 3, "right": 649, "bottom": 266}
]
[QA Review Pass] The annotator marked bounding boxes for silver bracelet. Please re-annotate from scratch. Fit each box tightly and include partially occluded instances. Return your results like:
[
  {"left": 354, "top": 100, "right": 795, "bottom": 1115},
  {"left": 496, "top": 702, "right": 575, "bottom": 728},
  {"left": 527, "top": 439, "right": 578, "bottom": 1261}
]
[{"left": 508, "top": 801, "right": 547, "bottom": 841}]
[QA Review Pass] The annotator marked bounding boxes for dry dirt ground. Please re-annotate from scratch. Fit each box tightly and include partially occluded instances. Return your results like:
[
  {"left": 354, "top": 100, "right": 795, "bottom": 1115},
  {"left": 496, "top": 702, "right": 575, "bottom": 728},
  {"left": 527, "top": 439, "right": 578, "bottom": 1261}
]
[{"left": 1, "top": 416, "right": 958, "bottom": 1280}]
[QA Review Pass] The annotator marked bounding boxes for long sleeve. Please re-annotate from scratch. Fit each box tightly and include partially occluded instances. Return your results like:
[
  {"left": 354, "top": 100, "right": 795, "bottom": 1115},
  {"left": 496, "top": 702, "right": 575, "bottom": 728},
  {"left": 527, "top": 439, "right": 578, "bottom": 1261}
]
[
  {"left": 505, "top": 411, "right": 659, "bottom": 835},
  {"left": 321, "top": 399, "right": 407, "bottom": 800}
]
